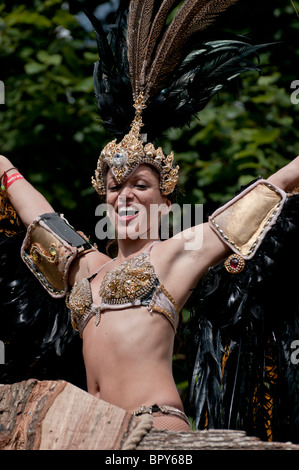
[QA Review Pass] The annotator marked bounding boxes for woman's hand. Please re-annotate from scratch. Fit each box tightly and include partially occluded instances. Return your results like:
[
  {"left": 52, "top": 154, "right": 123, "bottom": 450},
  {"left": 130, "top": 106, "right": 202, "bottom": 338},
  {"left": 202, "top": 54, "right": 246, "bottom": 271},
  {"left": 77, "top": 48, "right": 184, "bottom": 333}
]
[{"left": 267, "top": 155, "right": 299, "bottom": 192}]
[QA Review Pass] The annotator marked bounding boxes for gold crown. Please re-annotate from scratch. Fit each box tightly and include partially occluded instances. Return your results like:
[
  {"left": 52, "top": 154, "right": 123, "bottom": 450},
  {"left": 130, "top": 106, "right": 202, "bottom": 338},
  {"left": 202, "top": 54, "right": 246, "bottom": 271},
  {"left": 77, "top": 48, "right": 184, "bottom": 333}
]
[{"left": 92, "top": 93, "right": 179, "bottom": 196}]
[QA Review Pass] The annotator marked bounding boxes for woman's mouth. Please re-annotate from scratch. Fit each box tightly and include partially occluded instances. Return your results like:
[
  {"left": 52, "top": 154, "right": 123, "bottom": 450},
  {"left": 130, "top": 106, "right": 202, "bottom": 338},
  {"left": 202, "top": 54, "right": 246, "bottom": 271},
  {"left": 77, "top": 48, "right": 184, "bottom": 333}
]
[{"left": 117, "top": 207, "right": 140, "bottom": 221}]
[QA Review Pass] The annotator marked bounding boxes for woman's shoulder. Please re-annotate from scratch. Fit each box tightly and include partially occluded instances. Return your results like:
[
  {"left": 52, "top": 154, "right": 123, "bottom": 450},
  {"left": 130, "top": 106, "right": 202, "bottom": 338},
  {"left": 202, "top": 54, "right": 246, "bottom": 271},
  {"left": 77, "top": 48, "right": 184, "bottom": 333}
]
[{"left": 69, "top": 248, "right": 111, "bottom": 286}]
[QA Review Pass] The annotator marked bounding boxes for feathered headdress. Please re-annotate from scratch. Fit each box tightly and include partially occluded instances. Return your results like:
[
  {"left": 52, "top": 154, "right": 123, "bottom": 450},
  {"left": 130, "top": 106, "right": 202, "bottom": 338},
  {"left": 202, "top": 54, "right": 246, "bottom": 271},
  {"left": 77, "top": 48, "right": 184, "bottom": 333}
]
[{"left": 85, "top": 0, "right": 265, "bottom": 196}]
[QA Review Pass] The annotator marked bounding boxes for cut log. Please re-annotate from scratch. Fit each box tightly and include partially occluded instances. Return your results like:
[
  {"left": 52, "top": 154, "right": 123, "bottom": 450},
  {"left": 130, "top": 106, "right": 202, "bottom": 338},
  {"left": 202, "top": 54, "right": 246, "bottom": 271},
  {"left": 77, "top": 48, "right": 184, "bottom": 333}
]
[
  {"left": 0, "top": 380, "right": 298, "bottom": 450},
  {"left": 136, "top": 429, "right": 299, "bottom": 450},
  {"left": 0, "top": 379, "right": 152, "bottom": 450}
]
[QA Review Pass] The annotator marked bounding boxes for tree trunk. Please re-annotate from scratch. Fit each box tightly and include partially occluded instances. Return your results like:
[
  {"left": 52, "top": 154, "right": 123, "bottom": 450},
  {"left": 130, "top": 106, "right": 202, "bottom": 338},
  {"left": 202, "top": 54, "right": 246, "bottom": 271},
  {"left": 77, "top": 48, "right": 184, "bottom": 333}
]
[{"left": 0, "top": 380, "right": 298, "bottom": 450}]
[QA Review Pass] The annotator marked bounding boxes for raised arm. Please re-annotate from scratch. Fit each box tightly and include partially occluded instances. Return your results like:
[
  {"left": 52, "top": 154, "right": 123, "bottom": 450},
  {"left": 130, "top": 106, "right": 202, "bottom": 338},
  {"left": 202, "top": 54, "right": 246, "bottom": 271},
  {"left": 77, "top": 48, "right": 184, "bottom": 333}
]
[
  {"left": 267, "top": 155, "right": 299, "bottom": 191},
  {"left": 153, "top": 156, "right": 299, "bottom": 308},
  {"left": 182, "top": 155, "right": 299, "bottom": 256},
  {"left": 0, "top": 154, "right": 110, "bottom": 295},
  {"left": 0, "top": 155, "right": 54, "bottom": 227}
]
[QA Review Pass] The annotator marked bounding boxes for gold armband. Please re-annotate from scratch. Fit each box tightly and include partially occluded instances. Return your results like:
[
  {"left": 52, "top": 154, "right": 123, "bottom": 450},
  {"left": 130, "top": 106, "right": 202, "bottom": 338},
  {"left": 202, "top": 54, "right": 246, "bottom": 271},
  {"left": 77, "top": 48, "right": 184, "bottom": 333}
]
[
  {"left": 209, "top": 179, "right": 286, "bottom": 259},
  {"left": 21, "top": 213, "right": 95, "bottom": 298}
]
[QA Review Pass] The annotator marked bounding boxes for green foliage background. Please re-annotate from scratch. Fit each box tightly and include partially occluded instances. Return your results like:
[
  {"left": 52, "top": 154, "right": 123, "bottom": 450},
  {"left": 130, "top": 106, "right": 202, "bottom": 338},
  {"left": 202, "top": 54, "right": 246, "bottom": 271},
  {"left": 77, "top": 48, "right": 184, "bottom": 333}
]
[
  {"left": 1, "top": 0, "right": 299, "bottom": 235},
  {"left": 0, "top": 0, "right": 299, "bottom": 400}
]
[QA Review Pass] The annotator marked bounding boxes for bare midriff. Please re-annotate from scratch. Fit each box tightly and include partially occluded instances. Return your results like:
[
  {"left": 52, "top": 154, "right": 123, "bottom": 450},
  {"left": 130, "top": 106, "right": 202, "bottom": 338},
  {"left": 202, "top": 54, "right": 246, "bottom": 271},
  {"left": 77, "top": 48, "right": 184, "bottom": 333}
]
[{"left": 82, "top": 305, "right": 183, "bottom": 412}]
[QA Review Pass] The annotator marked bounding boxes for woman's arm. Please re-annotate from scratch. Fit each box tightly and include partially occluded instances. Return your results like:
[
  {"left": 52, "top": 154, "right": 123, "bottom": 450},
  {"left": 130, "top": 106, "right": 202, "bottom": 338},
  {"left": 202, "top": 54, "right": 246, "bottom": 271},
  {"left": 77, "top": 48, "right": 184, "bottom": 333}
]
[
  {"left": 0, "top": 155, "right": 110, "bottom": 287},
  {"left": 179, "top": 155, "right": 299, "bottom": 254},
  {"left": 267, "top": 155, "right": 299, "bottom": 191},
  {"left": 154, "top": 156, "right": 299, "bottom": 308},
  {"left": 0, "top": 155, "right": 54, "bottom": 227}
]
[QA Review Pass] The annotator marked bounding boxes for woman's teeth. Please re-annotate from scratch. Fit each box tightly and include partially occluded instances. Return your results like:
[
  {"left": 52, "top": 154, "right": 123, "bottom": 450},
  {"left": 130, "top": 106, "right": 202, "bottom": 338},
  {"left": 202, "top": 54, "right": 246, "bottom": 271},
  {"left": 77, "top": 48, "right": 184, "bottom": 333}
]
[{"left": 118, "top": 208, "right": 139, "bottom": 217}]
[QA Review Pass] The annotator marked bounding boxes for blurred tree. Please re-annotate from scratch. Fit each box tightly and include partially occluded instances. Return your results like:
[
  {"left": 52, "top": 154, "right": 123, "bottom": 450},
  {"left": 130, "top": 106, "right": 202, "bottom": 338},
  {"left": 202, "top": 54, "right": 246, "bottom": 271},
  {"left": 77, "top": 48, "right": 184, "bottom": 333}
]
[
  {"left": 165, "top": 0, "right": 299, "bottom": 212},
  {"left": 0, "top": 0, "right": 298, "bottom": 235},
  {"left": 0, "top": 0, "right": 111, "bottom": 249}
]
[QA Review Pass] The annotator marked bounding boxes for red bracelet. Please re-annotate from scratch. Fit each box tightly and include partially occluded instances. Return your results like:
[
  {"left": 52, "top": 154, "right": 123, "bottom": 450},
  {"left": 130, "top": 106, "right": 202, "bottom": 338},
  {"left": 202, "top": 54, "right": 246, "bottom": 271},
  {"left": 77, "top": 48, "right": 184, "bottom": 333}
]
[
  {"left": 1, "top": 171, "right": 8, "bottom": 190},
  {"left": 5, "top": 173, "right": 24, "bottom": 190},
  {"left": 0, "top": 167, "right": 19, "bottom": 191}
]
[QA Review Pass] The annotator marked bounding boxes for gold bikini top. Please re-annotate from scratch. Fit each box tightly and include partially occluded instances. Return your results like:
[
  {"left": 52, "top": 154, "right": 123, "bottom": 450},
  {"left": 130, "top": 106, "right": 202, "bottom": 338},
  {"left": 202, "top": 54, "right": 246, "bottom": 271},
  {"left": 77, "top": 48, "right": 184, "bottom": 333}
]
[{"left": 67, "top": 242, "right": 179, "bottom": 337}]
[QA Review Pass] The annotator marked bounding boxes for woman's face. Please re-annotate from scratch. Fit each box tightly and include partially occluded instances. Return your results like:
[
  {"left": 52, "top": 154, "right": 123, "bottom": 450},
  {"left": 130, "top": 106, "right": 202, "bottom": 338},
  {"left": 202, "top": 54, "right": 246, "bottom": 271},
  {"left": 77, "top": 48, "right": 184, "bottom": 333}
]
[{"left": 106, "top": 164, "right": 171, "bottom": 240}]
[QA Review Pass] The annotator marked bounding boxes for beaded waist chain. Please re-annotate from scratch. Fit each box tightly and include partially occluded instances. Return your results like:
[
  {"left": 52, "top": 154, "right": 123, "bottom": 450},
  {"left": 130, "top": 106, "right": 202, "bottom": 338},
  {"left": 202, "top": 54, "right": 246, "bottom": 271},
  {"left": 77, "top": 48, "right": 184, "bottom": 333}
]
[{"left": 132, "top": 404, "right": 190, "bottom": 426}]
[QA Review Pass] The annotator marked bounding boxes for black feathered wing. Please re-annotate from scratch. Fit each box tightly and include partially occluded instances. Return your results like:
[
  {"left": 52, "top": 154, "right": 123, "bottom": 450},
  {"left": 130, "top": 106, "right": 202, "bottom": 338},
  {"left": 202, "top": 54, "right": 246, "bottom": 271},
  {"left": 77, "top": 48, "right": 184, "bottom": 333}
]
[
  {"left": 186, "top": 192, "right": 299, "bottom": 443},
  {"left": 0, "top": 191, "right": 86, "bottom": 388}
]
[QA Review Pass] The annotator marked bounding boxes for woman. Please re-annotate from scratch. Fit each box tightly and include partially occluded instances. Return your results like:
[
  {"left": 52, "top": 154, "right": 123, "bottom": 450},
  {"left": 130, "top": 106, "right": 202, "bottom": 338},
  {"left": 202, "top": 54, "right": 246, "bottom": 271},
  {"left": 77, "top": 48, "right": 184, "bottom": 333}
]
[
  {"left": 1, "top": 150, "right": 299, "bottom": 431},
  {"left": 2, "top": 0, "right": 299, "bottom": 435}
]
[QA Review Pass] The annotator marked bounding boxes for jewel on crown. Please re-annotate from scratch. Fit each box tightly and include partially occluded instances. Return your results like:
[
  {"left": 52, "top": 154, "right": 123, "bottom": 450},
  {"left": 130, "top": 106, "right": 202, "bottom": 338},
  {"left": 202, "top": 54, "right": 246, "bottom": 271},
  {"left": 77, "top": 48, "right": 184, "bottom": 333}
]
[{"left": 92, "top": 92, "right": 179, "bottom": 196}]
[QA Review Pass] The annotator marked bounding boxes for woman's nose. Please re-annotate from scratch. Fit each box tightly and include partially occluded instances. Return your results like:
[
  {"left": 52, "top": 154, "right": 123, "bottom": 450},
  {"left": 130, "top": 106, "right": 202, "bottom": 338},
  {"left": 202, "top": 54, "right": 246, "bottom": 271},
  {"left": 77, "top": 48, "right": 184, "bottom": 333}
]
[{"left": 119, "top": 185, "right": 134, "bottom": 199}]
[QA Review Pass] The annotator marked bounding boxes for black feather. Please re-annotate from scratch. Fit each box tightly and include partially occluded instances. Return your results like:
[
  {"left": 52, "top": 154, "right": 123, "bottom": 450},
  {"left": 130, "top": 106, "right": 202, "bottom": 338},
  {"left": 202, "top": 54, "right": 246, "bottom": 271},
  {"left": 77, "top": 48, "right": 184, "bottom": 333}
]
[
  {"left": 142, "top": 39, "right": 268, "bottom": 140},
  {"left": 83, "top": 6, "right": 134, "bottom": 138},
  {"left": 84, "top": 6, "right": 270, "bottom": 142},
  {"left": 0, "top": 233, "right": 86, "bottom": 389},
  {"left": 186, "top": 192, "right": 299, "bottom": 443}
]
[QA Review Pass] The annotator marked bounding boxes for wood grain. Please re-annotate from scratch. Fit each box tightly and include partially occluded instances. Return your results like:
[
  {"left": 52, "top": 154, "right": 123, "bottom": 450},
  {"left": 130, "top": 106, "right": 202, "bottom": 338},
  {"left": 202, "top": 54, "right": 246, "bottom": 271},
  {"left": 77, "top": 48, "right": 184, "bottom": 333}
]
[
  {"left": 1, "top": 380, "right": 298, "bottom": 450},
  {"left": 0, "top": 379, "right": 147, "bottom": 450}
]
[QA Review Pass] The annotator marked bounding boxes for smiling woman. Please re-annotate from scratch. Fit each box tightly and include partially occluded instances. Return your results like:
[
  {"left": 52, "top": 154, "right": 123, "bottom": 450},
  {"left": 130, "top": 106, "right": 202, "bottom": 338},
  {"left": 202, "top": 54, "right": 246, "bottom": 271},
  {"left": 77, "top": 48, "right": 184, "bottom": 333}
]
[
  {"left": 1, "top": 0, "right": 299, "bottom": 439},
  {"left": 2, "top": 149, "right": 299, "bottom": 433},
  {"left": 106, "top": 164, "right": 171, "bottom": 243}
]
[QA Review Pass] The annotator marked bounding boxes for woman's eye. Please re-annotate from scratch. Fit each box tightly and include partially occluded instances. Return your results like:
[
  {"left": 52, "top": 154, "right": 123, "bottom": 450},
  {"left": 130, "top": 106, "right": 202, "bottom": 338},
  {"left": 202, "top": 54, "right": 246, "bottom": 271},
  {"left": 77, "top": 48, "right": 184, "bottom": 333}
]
[
  {"left": 135, "top": 183, "right": 148, "bottom": 189},
  {"left": 108, "top": 185, "right": 121, "bottom": 191}
]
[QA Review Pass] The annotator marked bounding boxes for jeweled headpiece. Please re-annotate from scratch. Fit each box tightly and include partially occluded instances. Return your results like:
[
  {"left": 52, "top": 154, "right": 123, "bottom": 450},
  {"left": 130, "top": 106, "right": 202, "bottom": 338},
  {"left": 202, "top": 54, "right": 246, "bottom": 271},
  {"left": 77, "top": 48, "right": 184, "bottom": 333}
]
[
  {"left": 86, "top": 0, "right": 264, "bottom": 198},
  {"left": 92, "top": 92, "right": 179, "bottom": 196}
]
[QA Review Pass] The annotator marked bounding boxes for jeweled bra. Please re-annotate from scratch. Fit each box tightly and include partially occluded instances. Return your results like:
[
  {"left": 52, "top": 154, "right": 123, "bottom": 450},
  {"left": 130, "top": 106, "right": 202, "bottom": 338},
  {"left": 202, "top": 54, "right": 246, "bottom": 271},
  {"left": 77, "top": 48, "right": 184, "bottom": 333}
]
[
  {"left": 67, "top": 242, "right": 179, "bottom": 336},
  {"left": 99, "top": 252, "right": 157, "bottom": 304}
]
